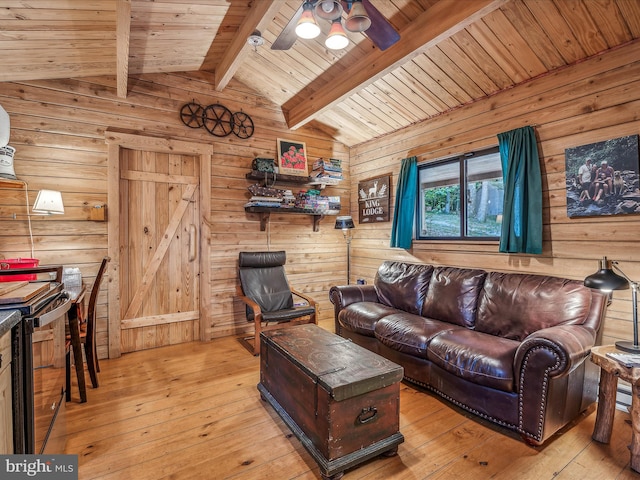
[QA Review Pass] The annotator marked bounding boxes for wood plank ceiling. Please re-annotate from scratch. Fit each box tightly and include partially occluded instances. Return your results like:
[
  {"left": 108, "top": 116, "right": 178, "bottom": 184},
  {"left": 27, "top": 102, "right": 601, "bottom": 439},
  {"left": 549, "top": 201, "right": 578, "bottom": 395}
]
[{"left": 1, "top": 0, "right": 639, "bottom": 147}]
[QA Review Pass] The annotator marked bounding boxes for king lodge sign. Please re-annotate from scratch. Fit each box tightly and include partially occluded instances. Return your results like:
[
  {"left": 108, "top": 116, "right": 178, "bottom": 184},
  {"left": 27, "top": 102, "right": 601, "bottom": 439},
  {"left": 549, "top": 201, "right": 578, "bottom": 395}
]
[{"left": 358, "top": 174, "right": 391, "bottom": 224}]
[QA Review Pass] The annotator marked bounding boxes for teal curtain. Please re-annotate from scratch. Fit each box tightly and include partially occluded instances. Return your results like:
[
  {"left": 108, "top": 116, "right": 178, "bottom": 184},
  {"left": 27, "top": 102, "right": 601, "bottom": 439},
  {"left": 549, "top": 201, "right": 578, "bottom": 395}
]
[
  {"left": 497, "top": 126, "right": 543, "bottom": 254},
  {"left": 390, "top": 156, "right": 417, "bottom": 249}
]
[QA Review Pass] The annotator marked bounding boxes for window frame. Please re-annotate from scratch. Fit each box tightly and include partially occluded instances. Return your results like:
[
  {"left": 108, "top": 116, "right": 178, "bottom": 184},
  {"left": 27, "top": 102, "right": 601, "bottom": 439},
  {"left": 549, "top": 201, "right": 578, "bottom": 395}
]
[{"left": 415, "top": 146, "right": 503, "bottom": 241}]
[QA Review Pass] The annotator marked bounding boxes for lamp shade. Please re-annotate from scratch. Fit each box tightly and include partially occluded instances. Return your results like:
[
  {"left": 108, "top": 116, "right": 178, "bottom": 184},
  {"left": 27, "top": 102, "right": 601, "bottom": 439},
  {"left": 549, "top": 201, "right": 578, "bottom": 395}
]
[
  {"left": 325, "top": 19, "right": 349, "bottom": 50},
  {"left": 335, "top": 215, "right": 355, "bottom": 230},
  {"left": 315, "top": 0, "right": 343, "bottom": 20},
  {"left": 295, "top": 1, "right": 321, "bottom": 39},
  {"left": 32, "top": 189, "right": 65, "bottom": 215},
  {"left": 584, "top": 256, "right": 629, "bottom": 292},
  {"left": 345, "top": 0, "right": 371, "bottom": 32}
]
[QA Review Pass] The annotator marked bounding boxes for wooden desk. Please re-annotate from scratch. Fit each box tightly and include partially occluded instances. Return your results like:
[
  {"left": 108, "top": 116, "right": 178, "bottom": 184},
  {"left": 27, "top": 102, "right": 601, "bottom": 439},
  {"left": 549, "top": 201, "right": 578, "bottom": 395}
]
[
  {"left": 590, "top": 345, "right": 640, "bottom": 472},
  {"left": 66, "top": 285, "right": 86, "bottom": 403}
]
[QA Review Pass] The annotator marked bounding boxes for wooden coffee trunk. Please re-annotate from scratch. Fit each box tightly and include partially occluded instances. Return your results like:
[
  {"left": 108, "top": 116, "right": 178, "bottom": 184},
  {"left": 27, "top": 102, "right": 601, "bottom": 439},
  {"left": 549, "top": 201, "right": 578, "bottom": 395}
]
[{"left": 258, "top": 324, "right": 404, "bottom": 479}]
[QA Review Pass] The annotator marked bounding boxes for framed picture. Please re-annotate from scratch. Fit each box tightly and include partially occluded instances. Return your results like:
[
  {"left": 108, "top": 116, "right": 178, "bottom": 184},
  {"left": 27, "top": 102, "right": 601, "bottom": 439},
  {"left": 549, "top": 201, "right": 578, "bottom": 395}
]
[
  {"left": 277, "top": 138, "right": 308, "bottom": 176},
  {"left": 358, "top": 174, "right": 391, "bottom": 223},
  {"left": 565, "top": 134, "right": 639, "bottom": 218}
]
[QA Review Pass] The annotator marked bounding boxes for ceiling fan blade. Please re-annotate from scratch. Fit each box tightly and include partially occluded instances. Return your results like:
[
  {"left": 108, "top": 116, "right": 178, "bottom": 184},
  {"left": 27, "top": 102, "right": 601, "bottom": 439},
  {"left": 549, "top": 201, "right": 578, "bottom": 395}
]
[
  {"left": 272, "top": 3, "right": 305, "bottom": 50},
  {"left": 360, "top": 0, "right": 400, "bottom": 51}
]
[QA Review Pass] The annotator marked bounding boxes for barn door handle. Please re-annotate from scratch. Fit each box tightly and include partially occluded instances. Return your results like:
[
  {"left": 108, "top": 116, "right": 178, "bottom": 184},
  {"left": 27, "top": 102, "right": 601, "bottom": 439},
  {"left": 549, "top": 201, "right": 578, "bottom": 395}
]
[
  {"left": 356, "top": 406, "right": 377, "bottom": 425},
  {"left": 188, "top": 224, "right": 197, "bottom": 262}
]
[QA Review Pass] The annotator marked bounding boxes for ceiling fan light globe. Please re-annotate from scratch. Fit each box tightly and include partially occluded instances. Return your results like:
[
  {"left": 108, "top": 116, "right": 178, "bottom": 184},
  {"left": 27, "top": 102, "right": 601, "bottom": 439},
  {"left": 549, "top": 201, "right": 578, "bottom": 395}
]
[
  {"left": 345, "top": 0, "right": 371, "bottom": 32},
  {"left": 325, "top": 19, "right": 349, "bottom": 50},
  {"left": 296, "top": 8, "right": 321, "bottom": 39},
  {"left": 315, "top": 0, "right": 343, "bottom": 21}
]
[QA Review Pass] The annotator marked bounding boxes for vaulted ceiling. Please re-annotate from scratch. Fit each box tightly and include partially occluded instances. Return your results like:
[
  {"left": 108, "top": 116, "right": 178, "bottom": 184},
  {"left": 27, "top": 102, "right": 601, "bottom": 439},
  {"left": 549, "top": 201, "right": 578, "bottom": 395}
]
[{"left": 2, "top": 0, "right": 639, "bottom": 147}]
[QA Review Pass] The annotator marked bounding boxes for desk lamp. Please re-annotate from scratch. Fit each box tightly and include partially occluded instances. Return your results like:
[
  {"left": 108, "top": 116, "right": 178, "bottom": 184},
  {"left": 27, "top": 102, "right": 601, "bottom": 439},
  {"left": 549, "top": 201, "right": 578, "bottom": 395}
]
[{"left": 584, "top": 256, "right": 638, "bottom": 352}]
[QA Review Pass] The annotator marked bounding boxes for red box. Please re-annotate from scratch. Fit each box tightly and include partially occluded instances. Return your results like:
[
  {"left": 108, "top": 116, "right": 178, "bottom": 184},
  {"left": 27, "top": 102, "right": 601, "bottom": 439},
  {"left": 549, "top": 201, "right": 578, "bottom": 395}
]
[{"left": 0, "top": 258, "right": 39, "bottom": 282}]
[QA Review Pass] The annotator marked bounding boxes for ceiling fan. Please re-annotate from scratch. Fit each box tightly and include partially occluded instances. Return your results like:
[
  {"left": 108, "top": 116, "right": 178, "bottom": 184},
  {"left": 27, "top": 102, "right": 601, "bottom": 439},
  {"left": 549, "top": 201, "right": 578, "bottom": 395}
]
[{"left": 272, "top": 0, "right": 400, "bottom": 51}]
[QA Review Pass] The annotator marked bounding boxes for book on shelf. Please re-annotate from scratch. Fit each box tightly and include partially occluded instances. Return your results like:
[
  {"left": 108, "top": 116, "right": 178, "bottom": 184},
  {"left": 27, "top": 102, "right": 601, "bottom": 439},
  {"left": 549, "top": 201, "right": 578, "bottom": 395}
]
[
  {"left": 605, "top": 351, "right": 640, "bottom": 367},
  {"left": 312, "top": 158, "right": 342, "bottom": 172}
]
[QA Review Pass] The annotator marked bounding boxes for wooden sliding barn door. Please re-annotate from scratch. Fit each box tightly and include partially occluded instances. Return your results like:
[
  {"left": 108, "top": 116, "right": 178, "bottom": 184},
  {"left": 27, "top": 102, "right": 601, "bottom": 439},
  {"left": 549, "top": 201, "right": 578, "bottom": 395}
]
[
  {"left": 119, "top": 148, "right": 200, "bottom": 353},
  {"left": 106, "top": 131, "right": 212, "bottom": 358}
]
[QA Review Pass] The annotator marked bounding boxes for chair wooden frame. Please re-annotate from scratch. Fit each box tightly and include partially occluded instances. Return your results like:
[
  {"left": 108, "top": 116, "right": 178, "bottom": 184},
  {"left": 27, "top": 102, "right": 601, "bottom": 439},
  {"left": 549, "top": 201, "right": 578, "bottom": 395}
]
[
  {"left": 236, "top": 285, "right": 317, "bottom": 355},
  {"left": 66, "top": 256, "right": 109, "bottom": 402}
]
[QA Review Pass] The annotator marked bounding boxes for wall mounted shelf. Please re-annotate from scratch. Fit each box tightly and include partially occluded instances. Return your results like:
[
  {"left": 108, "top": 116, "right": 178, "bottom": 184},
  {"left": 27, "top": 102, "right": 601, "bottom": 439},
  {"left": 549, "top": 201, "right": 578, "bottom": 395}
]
[
  {"left": 246, "top": 171, "right": 341, "bottom": 190},
  {"left": 246, "top": 171, "right": 310, "bottom": 185},
  {"left": 0, "top": 178, "right": 26, "bottom": 189},
  {"left": 244, "top": 169, "right": 340, "bottom": 232},
  {"left": 244, "top": 206, "right": 337, "bottom": 232}
]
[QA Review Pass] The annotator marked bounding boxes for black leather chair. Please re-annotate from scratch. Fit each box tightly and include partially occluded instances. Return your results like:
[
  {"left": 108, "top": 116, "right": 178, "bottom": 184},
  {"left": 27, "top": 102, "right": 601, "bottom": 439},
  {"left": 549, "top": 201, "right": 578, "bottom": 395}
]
[{"left": 237, "top": 251, "right": 317, "bottom": 355}]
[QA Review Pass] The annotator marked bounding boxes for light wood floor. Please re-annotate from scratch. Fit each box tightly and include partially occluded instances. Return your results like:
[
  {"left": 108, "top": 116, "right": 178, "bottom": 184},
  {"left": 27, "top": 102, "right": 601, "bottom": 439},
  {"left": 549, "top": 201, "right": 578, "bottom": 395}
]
[{"left": 65, "top": 332, "right": 640, "bottom": 480}]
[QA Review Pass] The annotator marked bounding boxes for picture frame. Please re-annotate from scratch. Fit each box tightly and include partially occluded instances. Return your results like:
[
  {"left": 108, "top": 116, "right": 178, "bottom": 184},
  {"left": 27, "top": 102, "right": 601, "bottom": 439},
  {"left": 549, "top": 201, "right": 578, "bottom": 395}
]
[
  {"left": 277, "top": 138, "right": 309, "bottom": 176},
  {"left": 565, "top": 134, "right": 639, "bottom": 218},
  {"left": 358, "top": 174, "right": 391, "bottom": 223}
]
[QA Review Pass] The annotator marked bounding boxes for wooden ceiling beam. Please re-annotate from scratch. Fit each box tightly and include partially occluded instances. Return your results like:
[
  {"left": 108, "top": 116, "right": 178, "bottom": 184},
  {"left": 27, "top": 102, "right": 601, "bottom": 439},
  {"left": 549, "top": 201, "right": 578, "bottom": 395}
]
[
  {"left": 282, "top": 0, "right": 509, "bottom": 131},
  {"left": 205, "top": 0, "right": 282, "bottom": 92},
  {"left": 116, "top": 0, "right": 131, "bottom": 99}
]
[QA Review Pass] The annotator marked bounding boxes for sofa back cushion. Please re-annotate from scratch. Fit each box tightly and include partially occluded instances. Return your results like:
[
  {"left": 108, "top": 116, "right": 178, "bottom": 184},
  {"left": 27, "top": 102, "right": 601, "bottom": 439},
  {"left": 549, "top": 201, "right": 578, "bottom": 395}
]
[
  {"left": 476, "top": 271, "right": 596, "bottom": 341},
  {"left": 421, "top": 266, "right": 487, "bottom": 328},
  {"left": 374, "top": 262, "right": 434, "bottom": 315}
]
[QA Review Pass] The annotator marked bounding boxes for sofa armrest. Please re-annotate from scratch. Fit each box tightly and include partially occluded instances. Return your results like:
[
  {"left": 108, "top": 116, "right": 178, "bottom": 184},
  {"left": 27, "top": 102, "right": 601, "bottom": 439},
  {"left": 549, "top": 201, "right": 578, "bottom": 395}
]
[
  {"left": 515, "top": 325, "right": 597, "bottom": 378},
  {"left": 329, "top": 285, "right": 379, "bottom": 333},
  {"left": 329, "top": 284, "right": 379, "bottom": 309},
  {"left": 514, "top": 324, "right": 598, "bottom": 444}
]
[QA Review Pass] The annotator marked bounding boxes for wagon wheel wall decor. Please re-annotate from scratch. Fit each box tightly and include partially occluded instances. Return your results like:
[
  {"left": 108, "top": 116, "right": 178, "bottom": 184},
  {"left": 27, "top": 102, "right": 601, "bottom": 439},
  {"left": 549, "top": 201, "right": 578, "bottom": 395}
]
[
  {"left": 180, "top": 102, "right": 204, "bottom": 128},
  {"left": 203, "top": 103, "right": 234, "bottom": 137},
  {"left": 232, "top": 111, "right": 254, "bottom": 139}
]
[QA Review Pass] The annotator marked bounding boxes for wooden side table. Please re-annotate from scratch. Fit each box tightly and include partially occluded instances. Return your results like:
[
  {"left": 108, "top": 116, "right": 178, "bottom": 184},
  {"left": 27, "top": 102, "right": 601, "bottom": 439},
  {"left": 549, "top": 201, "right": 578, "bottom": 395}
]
[{"left": 590, "top": 345, "right": 640, "bottom": 472}]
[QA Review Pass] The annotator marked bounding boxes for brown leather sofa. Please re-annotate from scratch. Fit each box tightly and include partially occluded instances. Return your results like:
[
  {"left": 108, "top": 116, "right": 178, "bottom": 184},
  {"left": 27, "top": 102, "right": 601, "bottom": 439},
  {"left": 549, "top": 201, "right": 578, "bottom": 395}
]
[{"left": 329, "top": 261, "right": 608, "bottom": 445}]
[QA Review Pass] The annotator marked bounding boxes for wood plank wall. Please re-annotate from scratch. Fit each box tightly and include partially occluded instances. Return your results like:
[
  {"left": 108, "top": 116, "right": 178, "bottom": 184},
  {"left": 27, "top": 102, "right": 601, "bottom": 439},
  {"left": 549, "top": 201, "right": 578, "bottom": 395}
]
[
  {"left": 0, "top": 72, "right": 350, "bottom": 358},
  {"left": 349, "top": 39, "right": 640, "bottom": 347}
]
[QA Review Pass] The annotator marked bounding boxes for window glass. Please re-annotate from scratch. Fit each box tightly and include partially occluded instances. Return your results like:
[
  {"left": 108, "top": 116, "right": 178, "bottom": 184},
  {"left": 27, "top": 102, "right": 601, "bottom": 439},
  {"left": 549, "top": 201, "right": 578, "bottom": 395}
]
[{"left": 417, "top": 147, "right": 503, "bottom": 240}]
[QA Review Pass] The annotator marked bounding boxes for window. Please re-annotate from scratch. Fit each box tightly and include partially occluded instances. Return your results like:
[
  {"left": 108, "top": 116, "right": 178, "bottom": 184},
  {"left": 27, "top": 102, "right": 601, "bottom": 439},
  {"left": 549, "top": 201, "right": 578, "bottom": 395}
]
[{"left": 417, "top": 147, "right": 504, "bottom": 240}]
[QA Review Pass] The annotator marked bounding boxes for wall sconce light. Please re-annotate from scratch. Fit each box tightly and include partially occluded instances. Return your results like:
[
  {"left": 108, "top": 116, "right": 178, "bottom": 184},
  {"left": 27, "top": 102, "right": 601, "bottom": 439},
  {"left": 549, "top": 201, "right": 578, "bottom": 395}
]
[
  {"left": 32, "top": 189, "right": 65, "bottom": 215},
  {"left": 0, "top": 188, "right": 65, "bottom": 258},
  {"left": 584, "top": 256, "right": 638, "bottom": 352},
  {"left": 335, "top": 215, "right": 355, "bottom": 284},
  {"left": 0, "top": 189, "right": 65, "bottom": 219}
]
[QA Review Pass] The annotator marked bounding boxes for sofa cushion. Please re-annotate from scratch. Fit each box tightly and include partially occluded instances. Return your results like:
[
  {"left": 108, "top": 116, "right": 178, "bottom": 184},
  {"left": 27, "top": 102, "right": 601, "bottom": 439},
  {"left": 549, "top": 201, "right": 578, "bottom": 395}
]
[
  {"left": 338, "top": 302, "right": 399, "bottom": 337},
  {"left": 375, "top": 313, "right": 465, "bottom": 358},
  {"left": 476, "top": 271, "right": 595, "bottom": 341},
  {"left": 421, "top": 266, "right": 487, "bottom": 328},
  {"left": 427, "top": 329, "right": 519, "bottom": 392},
  {"left": 375, "top": 261, "right": 434, "bottom": 315}
]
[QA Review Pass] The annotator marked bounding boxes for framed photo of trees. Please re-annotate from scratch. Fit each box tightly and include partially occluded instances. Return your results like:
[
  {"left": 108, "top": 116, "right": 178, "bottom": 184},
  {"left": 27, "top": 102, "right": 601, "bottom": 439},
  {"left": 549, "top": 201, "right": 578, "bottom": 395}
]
[{"left": 565, "top": 135, "right": 639, "bottom": 218}]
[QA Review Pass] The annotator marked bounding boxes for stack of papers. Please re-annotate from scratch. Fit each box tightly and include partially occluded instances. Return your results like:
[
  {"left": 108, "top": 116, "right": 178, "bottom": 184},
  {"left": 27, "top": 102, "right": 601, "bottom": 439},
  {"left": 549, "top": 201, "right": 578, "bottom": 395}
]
[{"left": 606, "top": 351, "right": 640, "bottom": 367}]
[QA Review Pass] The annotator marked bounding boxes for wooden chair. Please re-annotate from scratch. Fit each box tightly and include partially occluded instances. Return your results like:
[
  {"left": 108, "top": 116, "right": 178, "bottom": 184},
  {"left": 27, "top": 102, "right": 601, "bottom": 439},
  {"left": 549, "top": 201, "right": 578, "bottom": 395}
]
[
  {"left": 66, "top": 256, "right": 110, "bottom": 401},
  {"left": 237, "top": 251, "right": 317, "bottom": 355}
]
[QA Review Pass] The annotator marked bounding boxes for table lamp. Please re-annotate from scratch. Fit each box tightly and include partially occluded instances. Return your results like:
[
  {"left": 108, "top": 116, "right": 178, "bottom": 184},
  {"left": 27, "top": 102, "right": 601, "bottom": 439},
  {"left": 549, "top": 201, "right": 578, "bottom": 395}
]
[
  {"left": 584, "top": 256, "right": 638, "bottom": 352},
  {"left": 335, "top": 215, "right": 355, "bottom": 284}
]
